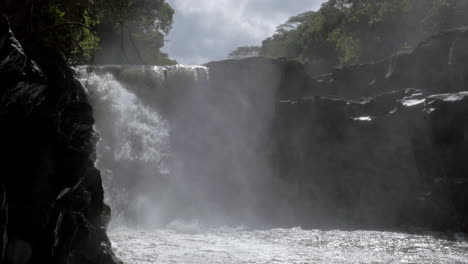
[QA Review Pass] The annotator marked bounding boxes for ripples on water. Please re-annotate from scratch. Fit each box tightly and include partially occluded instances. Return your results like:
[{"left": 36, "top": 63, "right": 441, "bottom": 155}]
[{"left": 110, "top": 224, "right": 468, "bottom": 264}]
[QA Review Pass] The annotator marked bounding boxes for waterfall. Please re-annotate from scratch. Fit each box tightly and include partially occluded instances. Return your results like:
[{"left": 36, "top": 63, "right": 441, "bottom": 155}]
[
  {"left": 75, "top": 62, "right": 283, "bottom": 229},
  {"left": 75, "top": 65, "right": 211, "bottom": 227},
  {"left": 74, "top": 64, "right": 279, "bottom": 228}
]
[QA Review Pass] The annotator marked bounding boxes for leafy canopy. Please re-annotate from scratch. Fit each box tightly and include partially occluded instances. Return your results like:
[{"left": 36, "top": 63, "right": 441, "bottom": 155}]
[
  {"left": 260, "top": 0, "right": 468, "bottom": 73},
  {"left": 33, "top": 0, "right": 175, "bottom": 65}
]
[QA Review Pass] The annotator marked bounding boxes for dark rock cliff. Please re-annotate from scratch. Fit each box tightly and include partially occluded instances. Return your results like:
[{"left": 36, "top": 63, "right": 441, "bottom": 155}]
[
  {"left": 272, "top": 90, "right": 468, "bottom": 231},
  {"left": 0, "top": 12, "right": 120, "bottom": 264},
  {"left": 311, "top": 25, "right": 468, "bottom": 98},
  {"left": 206, "top": 25, "right": 468, "bottom": 232}
]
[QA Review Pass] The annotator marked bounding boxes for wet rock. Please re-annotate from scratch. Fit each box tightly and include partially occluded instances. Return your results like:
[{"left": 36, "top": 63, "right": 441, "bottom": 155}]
[
  {"left": 308, "top": 25, "right": 468, "bottom": 98},
  {"left": 0, "top": 13, "right": 121, "bottom": 264},
  {"left": 271, "top": 90, "right": 468, "bottom": 231},
  {"left": 205, "top": 26, "right": 468, "bottom": 232},
  {"left": 0, "top": 185, "right": 7, "bottom": 262}
]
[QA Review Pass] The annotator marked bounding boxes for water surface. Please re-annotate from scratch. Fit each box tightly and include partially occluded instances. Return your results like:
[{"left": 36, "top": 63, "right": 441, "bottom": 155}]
[{"left": 110, "top": 225, "right": 468, "bottom": 264}]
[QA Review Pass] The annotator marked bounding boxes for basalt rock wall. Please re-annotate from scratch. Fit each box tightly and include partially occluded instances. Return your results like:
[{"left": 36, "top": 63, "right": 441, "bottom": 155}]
[
  {"left": 0, "top": 12, "right": 121, "bottom": 264},
  {"left": 311, "top": 25, "right": 468, "bottom": 98},
  {"left": 206, "top": 25, "right": 468, "bottom": 232}
]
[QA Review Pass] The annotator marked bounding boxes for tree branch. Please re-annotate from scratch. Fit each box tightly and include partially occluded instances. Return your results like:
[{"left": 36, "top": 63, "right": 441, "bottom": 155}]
[
  {"left": 127, "top": 27, "right": 145, "bottom": 65},
  {"left": 120, "top": 25, "right": 129, "bottom": 64}
]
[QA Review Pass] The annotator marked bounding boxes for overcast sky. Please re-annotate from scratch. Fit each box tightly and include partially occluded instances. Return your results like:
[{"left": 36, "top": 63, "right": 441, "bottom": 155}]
[{"left": 161, "top": 0, "right": 326, "bottom": 65}]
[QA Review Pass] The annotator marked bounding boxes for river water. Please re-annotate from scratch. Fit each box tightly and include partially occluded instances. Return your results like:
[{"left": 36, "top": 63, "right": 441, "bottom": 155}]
[{"left": 110, "top": 225, "right": 468, "bottom": 264}]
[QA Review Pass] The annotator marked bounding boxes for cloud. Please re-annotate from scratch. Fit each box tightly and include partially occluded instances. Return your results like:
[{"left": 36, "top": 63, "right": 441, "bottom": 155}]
[{"left": 162, "top": 0, "right": 326, "bottom": 65}]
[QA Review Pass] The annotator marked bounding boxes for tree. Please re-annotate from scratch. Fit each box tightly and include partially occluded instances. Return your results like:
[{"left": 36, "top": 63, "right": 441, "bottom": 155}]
[
  {"left": 25, "top": 0, "right": 175, "bottom": 65},
  {"left": 95, "top": 0, "right": 176, "bottom": 65},
  {"left": 261, "top": 11, "right": 318, "bottom": 61},
  {"left": 260, "top": 0, "right": 468, "bottom": 74}
]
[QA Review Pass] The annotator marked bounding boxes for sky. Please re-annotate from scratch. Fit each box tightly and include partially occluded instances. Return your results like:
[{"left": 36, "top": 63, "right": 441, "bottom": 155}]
[{"left": 161, "top": 0, "right": 326, "bottom": 65}]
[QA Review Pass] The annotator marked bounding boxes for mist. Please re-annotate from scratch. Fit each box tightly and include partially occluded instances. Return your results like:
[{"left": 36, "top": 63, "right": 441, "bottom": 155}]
[
  {"left": 74, "top": 0, "right": 468, "bottom": 262},
  {"left": 74, "top": 5, "right": 468, "bottom": 263},
  {"left": 2, "top": 0, "right": 468, "bottom": 263},
  {"left": 70, "top": 0, "right": 468, "bottom": 239},
  {"left": 76, "top": 59, "right": 295, "bottom": 229}
]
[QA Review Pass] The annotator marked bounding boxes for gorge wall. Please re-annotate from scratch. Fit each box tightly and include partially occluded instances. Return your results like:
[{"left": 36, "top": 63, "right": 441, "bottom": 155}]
[
  {"left": 0, "top": 12, "right": 121, "bottom": 264},
  {"left": 207, "top": 25, "right": 468, "bottom": 232}
]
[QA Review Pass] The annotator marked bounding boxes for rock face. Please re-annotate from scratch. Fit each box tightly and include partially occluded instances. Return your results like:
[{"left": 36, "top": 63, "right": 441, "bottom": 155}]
[
  {"left": 0, "top": 14, "right": 120, "bottom": 264},
  {"left": 272, "top": 90, "right": 468, "bottom": 231},
  {"left": 206, "top": 25, "right": 468, "bottom": 232},
  {"left": 310, "top": 25, "right": 468, "bottom": 98}
]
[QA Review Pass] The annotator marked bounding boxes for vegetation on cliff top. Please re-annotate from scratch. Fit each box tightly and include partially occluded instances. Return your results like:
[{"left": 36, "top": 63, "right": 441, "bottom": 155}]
[
  {"left": 256, "top": 0, "right": 468, "bottom": 73},
  {"left": 33, "top": 0, "right": 175, "bottom": 65}
]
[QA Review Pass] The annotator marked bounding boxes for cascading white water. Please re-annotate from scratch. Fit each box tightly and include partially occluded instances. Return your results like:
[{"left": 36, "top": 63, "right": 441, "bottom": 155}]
[
  {"left": 75, "top": 65, "right": 468, "bottom": 264},
  {"left": 77, "top": 63, "right": 283, "bottom": 228},
  {"left": 75, "top": 65, "right": 211, "bottom": 227},
  {"left": 76, "top": 66, "right": 171, "bottom": 227}
]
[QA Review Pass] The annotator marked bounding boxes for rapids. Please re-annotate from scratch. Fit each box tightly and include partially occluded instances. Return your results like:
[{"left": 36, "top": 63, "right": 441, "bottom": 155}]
[{"left": 110, "top": 226, "right": 468, "bottom": 264}]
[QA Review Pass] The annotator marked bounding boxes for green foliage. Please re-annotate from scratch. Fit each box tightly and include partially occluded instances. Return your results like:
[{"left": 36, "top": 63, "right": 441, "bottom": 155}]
[
  {"left": 261, "top": 0, "right": 468, "bottom": 73},
  {"left": 328, "top": 29, "right": 360, "bottom": 65},
  {"left": 95, "top": 0, "right": 176, "bottom": 65},
  {"left": 32, "top": 0, "right": 175, "bottom": 65},
  {"left": 261, "top": 11, "right": 318, "bottom": 60},
  {"left": 34, "top": 0, "right": 100, "bottom": 62}
]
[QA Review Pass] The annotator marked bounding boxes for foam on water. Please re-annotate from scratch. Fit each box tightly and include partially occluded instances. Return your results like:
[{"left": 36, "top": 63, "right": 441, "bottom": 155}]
[{"left": 110, "top": 227, "right": 468, "bottom": 264}]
